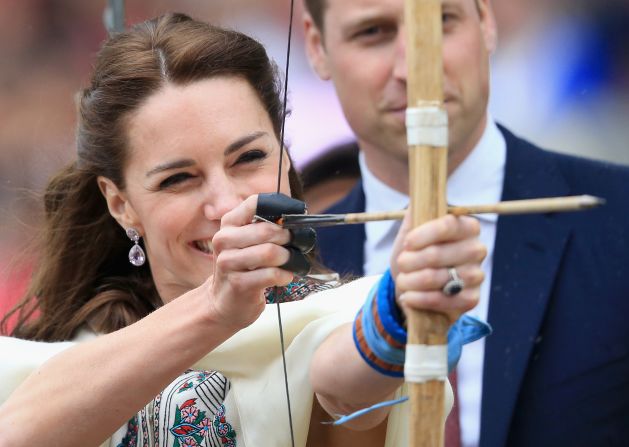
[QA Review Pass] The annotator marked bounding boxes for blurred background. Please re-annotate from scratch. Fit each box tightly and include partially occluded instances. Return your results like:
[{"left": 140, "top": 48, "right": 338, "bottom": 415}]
[{"left": 1, "top": 0, "right": 628, "bottom": 319}]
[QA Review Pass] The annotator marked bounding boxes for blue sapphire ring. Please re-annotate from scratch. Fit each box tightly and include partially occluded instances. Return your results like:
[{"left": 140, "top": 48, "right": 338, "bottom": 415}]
[{"left": 443, "top": 267, "right": 465, "bottom": 296}]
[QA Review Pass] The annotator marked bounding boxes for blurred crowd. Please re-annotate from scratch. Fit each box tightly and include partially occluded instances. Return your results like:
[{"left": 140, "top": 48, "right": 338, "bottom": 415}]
[{"left": 1, "top": 0, "right": 628, "bottom": 317}]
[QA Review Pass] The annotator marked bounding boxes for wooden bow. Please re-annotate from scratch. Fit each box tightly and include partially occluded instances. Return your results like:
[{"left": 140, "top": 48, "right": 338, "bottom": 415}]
[{"left": 405, "top": 0, "right": 450, "bottom": 445}]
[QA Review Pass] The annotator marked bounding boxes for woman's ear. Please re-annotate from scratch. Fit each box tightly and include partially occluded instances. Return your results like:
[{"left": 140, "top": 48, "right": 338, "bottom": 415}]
[{"left": 97, "top": 176, "right": 143, "bottom": 234}]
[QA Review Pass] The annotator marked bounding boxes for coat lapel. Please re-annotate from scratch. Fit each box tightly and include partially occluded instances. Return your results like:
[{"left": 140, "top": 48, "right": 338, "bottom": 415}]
[
  {"left": 480, "top": 128, "right": 573, "bottom": 446},
  {"left": 316, "top": 182, "right": 366, "bottom": 276}
]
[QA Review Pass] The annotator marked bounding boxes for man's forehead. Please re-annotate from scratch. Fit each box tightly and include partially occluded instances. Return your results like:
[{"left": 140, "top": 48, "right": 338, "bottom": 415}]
[
  {"left": 323, "top": 0, "right": 473, "bottom": 12},
  {"left": 322, "top": 0, "right": 400, "bottom": 19}
]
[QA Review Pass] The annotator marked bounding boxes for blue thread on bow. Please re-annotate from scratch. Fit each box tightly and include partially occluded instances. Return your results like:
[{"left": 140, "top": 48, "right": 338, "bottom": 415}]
[{"left": 334, "top": 314, "right": 492, "bottom": 425}]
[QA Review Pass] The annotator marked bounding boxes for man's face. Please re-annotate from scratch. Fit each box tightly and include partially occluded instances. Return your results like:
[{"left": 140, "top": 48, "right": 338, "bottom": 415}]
[{"left": 304, "top": 0, "right": 497, "bottom": 166}]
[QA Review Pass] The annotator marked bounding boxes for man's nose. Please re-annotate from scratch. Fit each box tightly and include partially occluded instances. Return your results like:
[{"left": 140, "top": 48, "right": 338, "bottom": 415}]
[{"left": 393, "top": 26, "right": 407, "bottom": 81}]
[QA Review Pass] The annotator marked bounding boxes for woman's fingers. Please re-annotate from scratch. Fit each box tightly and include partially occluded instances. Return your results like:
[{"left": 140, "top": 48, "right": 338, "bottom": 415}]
[
  {"left": 396, "top": 264, "right": 485, "bottom": 293},
  {"left": 215, "top": 243, "right": 291, "bottom": 272},
  {"left": 206, "top": 194, "right": 303, "bottom": 331},
  {"left": 396, "top": 238, "right": 487, "bottom": 272},
  {"left": 391, "top": 215, "right": 487, "bottom": 322},
  {"left": 390, "top": 215, "right": 481, "bottom": 279},
  {"left": 398, "top": 288, "right": 480, "bottom": 323},
  {"left": 220, "top": 195, "right": 259, "bottom": 227},
  {"left": 213, "top": 222, "right": 290, "bottom": 252},
  {"left": 214, "top": 194, "right": 297, "bottom": 253},
  {"left": 215, "top": 267, "right": 294, "bottom": 296},
  {"left": 396, "top": 264, "right": 483, "bottom": 322},
  {"left": 403, "top": 215, "right": 480, "bottom": 251},
  {"left": 208, "top": 267, "right": 294, "bottom": 329}
]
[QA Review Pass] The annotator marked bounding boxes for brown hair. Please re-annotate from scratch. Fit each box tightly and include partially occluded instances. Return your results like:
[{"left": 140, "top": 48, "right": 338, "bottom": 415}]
[
  {"left": 2, "top": 13, "right": 304, "bottom": 341},
  {"left": 304, "top": 0, "right": 327, "bottom": 31}
]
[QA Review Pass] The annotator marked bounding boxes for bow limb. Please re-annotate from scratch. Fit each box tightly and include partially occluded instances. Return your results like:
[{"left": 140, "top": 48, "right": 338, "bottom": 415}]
[{"left": 405, "top": 0, "right": 451, "bottom": 446}]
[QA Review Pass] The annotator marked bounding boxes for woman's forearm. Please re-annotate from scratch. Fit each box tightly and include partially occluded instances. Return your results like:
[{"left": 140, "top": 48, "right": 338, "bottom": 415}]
[
  {"left": 310, "top": 323, "right": 401, "bottom": 430},
  {"left": 0, "top": 287, "right": 235, "bottom": 447}
]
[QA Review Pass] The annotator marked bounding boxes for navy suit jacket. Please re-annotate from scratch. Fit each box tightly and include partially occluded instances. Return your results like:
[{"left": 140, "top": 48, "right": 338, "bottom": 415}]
[{"left": 315, "top": 126, "right": 629, "bottom": 446}]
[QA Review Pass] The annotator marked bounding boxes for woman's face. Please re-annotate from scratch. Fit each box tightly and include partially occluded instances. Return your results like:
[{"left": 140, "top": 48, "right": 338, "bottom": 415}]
[{"left": 111, "top": 76, "right": 291, "bottom": 302}]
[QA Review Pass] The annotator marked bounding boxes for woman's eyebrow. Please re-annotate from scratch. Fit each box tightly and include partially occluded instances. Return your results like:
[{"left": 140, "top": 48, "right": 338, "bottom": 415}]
[
  {"left": 145, "top": 131, "right": 269, "bottom": 177},
  {"left": 146, "top": 159, "right": 195, "bottom": 177},
  {"left": 224, "top": 131, "right": 268, "bottom": 156}
]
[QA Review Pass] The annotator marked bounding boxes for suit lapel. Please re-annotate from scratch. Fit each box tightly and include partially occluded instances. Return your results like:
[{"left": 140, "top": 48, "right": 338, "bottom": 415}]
[
  {"left": 316, "top": 181, "right": 366, "bottom": 276},
  {"left": 480, "top": 129, "right": 573, "bottom": 446}
]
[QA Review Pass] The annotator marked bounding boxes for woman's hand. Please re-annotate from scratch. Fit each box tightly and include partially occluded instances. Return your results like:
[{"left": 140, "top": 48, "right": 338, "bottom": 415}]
[
  {"left": 206, "top": 195, "right": 294, "bottom": 331},
  {"left": 391, "top": 213, "right": 486, "bottom": 323}
]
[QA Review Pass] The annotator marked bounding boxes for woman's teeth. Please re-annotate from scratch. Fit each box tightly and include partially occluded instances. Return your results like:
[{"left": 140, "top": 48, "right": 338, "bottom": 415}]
[{"left": 193, "top": 240, "right": 213, "bottom": 254}]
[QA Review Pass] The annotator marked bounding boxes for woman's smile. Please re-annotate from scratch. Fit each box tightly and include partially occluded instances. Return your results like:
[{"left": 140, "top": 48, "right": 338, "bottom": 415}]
[{"left": 191, "top": 239, "right": 214, "bottom": 256}]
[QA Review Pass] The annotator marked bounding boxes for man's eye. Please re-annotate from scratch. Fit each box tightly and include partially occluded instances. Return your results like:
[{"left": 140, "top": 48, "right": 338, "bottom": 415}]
[
  {"left": 235, "top": 149, "right": 268, "bottom": 164},
  {"left": 158, "top": 172, "right": 194, "bottom": 189},
  {"left": 442, "top": 12, "right": 457, "bottom": 24},
  {"left": 351, "top": 24, "right": 396, "bottom": 44},
  {"left": 357, "top": 25, "right": 381, "bottom": 37}
]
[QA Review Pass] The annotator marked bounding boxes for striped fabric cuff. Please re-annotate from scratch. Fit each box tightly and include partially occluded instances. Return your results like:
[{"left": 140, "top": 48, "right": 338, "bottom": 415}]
[{"left": 353, "top": 270, "right": 406, "bottom": 377}]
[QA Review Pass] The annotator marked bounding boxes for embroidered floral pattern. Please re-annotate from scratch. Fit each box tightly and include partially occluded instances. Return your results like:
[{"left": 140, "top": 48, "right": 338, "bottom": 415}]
[
  {"left": 178, "top": 370, "right": 213, "bottom": 394},
  {"left": 154, "top": 392, "right": 162, "bottom": 445},
  {"left": 140, "top": 407, "right": 149, "bottom": 446},
  {"left": 181, "top": 405, "right": 200, "bottom": 423},
  {"left": 195, "top": 371, "right": 211, "bottom": 382},
  {"left": 177, "top": 381, "right": 194, "bottom": 393},
  {"left": 117, "top": 416, "right": 139, "bottom": 447},
  {"left": 110, "top": 369, "right": 229, "bottom": 447},
  {"left": 169, "top": 398, "right": 211, "bottom": 447},
  {"left": 212, "top": 405, "right": 236, "bottom": 447}
]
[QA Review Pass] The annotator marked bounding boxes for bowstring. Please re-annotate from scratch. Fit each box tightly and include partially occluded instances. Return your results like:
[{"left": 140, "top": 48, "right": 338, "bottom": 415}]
[
  {"left": 276, "top": 0, "right": 295, "bottom": 194},
  {"left": 276, "top": 0, "right": 297, "bottom": 446}
]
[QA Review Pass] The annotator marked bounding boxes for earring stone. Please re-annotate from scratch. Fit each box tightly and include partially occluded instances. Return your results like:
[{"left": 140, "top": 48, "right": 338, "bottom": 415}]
[{"left": 126, "top": 228, "right": 146, "bottom": 267}]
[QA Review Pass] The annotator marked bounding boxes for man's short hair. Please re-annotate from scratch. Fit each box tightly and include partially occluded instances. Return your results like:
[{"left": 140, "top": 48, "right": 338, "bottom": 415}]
[{"left": 304, "top": 0, "right": 326, "bottom": 30}]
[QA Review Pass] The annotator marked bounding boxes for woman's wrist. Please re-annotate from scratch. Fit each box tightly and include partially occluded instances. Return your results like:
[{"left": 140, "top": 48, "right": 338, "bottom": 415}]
[{"left": 175, "top": 284, "right": 242, "bottom": 349}]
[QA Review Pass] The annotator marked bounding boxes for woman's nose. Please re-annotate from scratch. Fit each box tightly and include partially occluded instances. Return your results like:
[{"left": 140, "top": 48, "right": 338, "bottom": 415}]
[{"left": 202, "top": 178, "right": 243, "bottom": 221}]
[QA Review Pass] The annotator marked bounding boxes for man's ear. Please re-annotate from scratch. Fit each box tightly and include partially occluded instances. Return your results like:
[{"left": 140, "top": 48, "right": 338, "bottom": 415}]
[
  {"left": 97, "top": 176, "right": 143, "bottom": 234},
  {"left": 303, "top": 12, "right": 332, "bottom": 80},
  {"left": 478, "top": 0, "right": 498, "bottom": 53},
  {"left": 281, "top": 146, "right": 296, "bottom": 196},
  {"left": 282, "top": 146, "right": 292, "bottom": 172}
]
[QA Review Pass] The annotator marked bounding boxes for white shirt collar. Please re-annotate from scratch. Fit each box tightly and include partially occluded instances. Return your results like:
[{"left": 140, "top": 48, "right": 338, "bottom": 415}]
[
  {"left": 360, "top": 151, "right": 409, "bottom": 214},
  {"left": 360, "top": 118, "right": 506, "bottom": 275},
  {"left": 447, "top": 118, "right": 506, "bottom": 223},
  {"left": 360, "top": 118, "right": 506, "bottom": 218},
  {"left": 360, "top": 151, "right": 408, "bottom": 275}
]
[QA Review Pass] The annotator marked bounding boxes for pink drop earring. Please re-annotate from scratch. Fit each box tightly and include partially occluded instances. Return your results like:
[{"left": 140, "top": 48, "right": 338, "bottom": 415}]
[{"left": 126, "top": 228, "right": 146, "bottom": 267}]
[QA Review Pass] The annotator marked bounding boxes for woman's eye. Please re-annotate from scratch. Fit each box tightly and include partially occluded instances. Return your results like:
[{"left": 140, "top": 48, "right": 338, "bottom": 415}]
[
  {"left": 235, "top": 149, "right": 268, "bottom": 164},
  {"left": 158, "top": 172, "right": 194, "bottom": 189}
]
